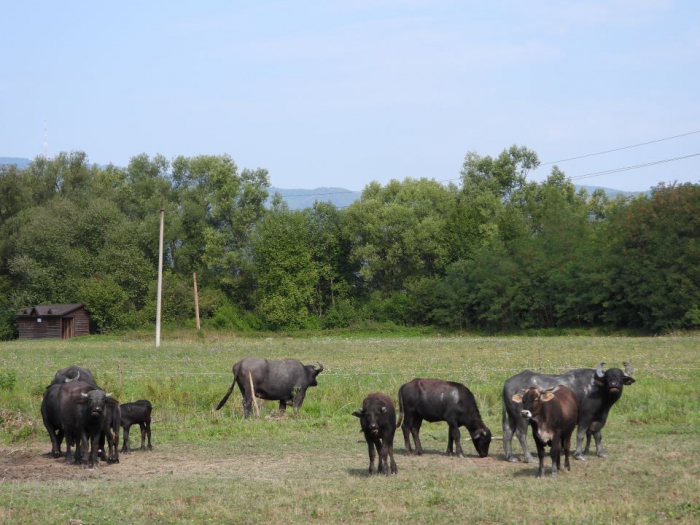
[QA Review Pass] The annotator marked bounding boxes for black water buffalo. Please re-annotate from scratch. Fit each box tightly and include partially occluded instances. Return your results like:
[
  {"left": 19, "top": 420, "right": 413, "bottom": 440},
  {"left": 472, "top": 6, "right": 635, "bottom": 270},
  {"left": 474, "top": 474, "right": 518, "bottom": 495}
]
[
  {"left": 41, "top": 366, "right": 97, "bottom": 457},
  {"left": 353, "top": 393, "right": 398, "bottom": 475},
  {"left": 100, "top": 398, "right": 121, "bottom": 464},
  {"left": 513, "top": 385, "right": 578, "bottom": 477},
  {"left": 120, "top": 400, "right": 153, "bottom": 452},
  {"left": 398, "top": 378, "right": 492, "bottom": 458},
  {"left": 216, "top": 357, "right": 324, "bottom": 418},
  {"left": 502, "top": 362, "right": 635, "bottom": 462},
  {"left": 50, "top": 365, "right": 97, "bottom": 387},
  {"left": 58, "top": 380, "right": 113, "bottom": 467}
]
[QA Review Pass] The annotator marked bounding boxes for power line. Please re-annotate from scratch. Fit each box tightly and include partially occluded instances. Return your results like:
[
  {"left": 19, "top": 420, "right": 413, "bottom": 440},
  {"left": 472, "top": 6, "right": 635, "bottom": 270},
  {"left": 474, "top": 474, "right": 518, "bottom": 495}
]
[
  {"left": 276, "top": 130, "right": 700, "bottom": 202},
  {"left": 569, "top": 152, "right": 700, "bottom": 182},
  {"left": 539, "top": 130, "right": 700, "bottom": 167}
]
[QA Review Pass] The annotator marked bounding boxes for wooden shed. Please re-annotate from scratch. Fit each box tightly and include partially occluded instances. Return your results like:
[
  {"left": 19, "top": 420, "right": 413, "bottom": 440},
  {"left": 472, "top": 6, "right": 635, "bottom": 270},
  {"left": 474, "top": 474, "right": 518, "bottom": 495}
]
[{"left": 16, "top": 304, "right": 90, "bottom": 340}]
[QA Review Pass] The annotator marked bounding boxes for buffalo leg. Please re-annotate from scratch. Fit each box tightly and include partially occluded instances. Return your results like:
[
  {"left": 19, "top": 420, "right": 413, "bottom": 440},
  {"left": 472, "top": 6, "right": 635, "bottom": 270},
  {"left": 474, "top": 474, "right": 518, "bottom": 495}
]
[
  {"left": 64, "top": 432, "right": 74, "bottom": 464},
  {"left": 378, "top": 440, "right": 391, "bottom": 476},
  {"left": 550, "top": 435, "right": 563, "bottom": 477},
  {"left": 366, "top": 437, "right": 377, "bottom": 475},
  {"left": 502, "top": 408, "right": 518, "bottom": 462},
  {"left": 411, "top": 419, "right": 424, "bottom": 455},
  {"left": 388, "top": 438, "right": 398, "bottom": 474},
  {"left": 139, "top": 422, "right": 147, "bottom": 450},
  {"left": 563, "top": 433, "right": 572, "bottom": 471},
  {"left": 242, "top": 389, "right": 254, "bottom": 418},
  {"left": 446, "top": 425, "right": 464, "bottom": 457},
  {"left": 583, "top": 430, "right": 592, "bottom": 455},
  {"left": 591, "top": 430, "right": 606, "bottom": 458},
  {"left": 574, "top": 425, "right": 588, "bottom": 460},
  {"left": 515, "top": 426, "right": 534, "bottom": 463},
  {"left": 292, "top": 388, "right": 307, "bottom": 413},
  {"left": 278, "top": 400, "right": 287, "bottom": 414},
  {"left": 121, "top": 424, "right": 131, "bottom": 453},
  {"left": 402, "top": 423, "right": 413, "bottom": 454},
  {"left": 145, "top": 419, "right": 152, "bottom": 450},
  {"left": 535, "top": 439, "right": 546, "bottom": 478}
]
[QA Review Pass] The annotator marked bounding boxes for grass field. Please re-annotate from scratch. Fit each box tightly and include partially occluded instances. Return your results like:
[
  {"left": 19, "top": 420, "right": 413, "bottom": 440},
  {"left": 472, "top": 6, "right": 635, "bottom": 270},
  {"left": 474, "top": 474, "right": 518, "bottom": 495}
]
[{"left": 1, "top": 333, "right": 699, "bottom": 524}]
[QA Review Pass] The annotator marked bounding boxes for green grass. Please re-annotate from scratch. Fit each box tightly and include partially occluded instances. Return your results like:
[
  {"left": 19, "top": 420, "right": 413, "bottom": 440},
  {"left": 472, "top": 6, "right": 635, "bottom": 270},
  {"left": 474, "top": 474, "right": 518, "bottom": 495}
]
[{"left": 1, "top": 334, "right": 699, "bottom": 524}]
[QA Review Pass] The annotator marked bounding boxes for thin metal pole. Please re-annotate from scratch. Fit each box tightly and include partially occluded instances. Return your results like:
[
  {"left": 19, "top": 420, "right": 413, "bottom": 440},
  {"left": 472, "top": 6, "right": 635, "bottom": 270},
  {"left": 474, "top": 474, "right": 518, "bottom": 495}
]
[
  {"left": 156, "top": 199, "right": 164, "bottom": 348},
  {"left": 193, "top": 272, "right": 201, "bottom": 331}
]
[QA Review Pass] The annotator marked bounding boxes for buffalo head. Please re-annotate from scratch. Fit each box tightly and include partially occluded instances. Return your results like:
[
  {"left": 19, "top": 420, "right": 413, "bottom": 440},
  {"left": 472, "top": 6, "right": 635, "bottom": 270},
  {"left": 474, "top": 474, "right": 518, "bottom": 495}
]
[
  {"left": 595, "top": 362, "right": 635, "bottom": 394},
  {"left": 470, "top": 427, "right": 492, "bottom": 458},
  {"left": 78, "top": 390, "right": 112, "bottom": 419},
  {"left": 512, "top": 387, "right": 555, "bottom": 420},
  {"left": 305, "top": 362, "right": 325, "bottom": 387}
]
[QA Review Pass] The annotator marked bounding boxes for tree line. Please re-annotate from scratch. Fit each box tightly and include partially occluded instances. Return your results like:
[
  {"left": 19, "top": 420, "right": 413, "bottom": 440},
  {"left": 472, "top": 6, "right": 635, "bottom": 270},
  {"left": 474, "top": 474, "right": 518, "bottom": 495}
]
[{"left": 1, "top": 147, "right": 698, "bottom": 338}]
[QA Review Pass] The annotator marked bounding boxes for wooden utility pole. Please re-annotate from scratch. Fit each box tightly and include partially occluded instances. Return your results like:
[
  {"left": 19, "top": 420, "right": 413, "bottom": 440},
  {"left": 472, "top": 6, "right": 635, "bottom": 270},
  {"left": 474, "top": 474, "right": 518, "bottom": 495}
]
[
  {"left": 193, "top": 272, "right": 201, "bottom": 331},
  {"left": 155, "top": 199, "right": 164, "bottom": 348}
]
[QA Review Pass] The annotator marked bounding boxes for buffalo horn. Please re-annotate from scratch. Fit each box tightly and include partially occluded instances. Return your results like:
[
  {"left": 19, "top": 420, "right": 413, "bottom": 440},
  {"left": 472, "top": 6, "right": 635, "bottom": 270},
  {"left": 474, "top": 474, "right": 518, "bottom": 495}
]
[
  {"left": 623, "top": 361, "right": 635, "bottom": 377},
  {"left": 64, "top": 371, "right": 80, "bottom": 383},
  {"left": 106, "top": 393, "right": 113, "bottom": 398},
  {"left": 596, "top": 362, "right": 606, "bottom": 378},
  {"left": 81, "top": 392, "right": 89, "bottom": 397},
  {"left": 316, "top": 362, "right": 325, "bottom": 372}
]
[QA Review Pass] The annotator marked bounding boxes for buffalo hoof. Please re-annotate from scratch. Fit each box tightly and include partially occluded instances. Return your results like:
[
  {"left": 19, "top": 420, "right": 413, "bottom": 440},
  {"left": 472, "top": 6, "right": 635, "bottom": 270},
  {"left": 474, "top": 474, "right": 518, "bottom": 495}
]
[
  {"left": 506, "top": 456, "right": 519, "bottom": 463},
  {"left": 523, "top": 455, "right": 535, "bottom": 464},
  {"left": 597, "top": 452, "right": 608, "bottom": 459},
  {"left": 574, "top": 453, "right": 586, "bottom": 461}
]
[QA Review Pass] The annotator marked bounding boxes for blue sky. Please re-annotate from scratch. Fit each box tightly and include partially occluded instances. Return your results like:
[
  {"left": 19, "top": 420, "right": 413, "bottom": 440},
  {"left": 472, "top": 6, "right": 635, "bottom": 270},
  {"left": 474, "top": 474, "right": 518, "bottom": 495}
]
[{"left": 2, "top": 1, "right": 698, "bottom": 191}]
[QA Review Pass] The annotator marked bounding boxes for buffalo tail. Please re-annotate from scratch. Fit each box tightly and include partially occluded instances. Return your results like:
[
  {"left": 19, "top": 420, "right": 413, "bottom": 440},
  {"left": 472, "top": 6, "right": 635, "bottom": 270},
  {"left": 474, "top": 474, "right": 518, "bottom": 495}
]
[
  {"left": 396, "top": 387, "right": 404, "bottom": 427},
  {"left": 215, "top": 381, "right": 236, "bottom": 410}
]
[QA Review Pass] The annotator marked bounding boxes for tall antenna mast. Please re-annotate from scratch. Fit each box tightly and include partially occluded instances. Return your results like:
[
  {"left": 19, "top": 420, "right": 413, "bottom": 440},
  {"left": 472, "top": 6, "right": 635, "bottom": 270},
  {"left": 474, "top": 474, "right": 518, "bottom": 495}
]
[{"left": 43, "top": 119, "right": 48, "bottom": 159}]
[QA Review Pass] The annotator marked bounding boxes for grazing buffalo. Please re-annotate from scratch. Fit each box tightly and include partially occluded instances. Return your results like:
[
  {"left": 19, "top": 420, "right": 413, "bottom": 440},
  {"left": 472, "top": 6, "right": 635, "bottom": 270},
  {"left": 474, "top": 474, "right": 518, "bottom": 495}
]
[
  {"left": 502, "top": 362, "right": 636, "bottom": 462},
  {"left": 512, "top": 385, "right": 578, "bottom": 477},
  {"left": 216, "top": 357, "right": 324, "bottom": 418},
  {"left": 398, "top": 378, "right": 492, "bottom": 458},
  {"left": 120, "top": 400, "right": 153, "bottom": 452},
  {"left": 58, "top": 380, "right": 113, "bottom": 467},
  {"left": 353, "top": 393, "right": 398, "bottom": 475}
]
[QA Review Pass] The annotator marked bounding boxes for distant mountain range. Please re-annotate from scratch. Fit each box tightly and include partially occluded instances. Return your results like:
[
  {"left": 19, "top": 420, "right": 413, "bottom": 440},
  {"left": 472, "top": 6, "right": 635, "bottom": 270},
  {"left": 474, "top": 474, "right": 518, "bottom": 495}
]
[{"left": 1, "top": 156, "right": 645, "bottom": 208}]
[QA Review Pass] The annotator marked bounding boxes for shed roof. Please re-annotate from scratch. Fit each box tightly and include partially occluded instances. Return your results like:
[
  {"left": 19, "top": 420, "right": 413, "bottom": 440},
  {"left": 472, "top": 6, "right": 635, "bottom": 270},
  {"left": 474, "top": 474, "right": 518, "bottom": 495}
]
[{"left": 17, "top": 304, "right": 85, "bottom": 317}]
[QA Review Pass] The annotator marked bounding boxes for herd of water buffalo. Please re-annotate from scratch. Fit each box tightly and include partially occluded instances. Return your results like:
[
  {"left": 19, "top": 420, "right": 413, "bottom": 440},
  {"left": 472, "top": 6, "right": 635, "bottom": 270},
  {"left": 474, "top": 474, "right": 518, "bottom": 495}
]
[
  {"left": 40, "top": 357, "right": 635, "bottom": 478},
  {"left": 41, "top": 366, "right": 152, "bottom": 467}
]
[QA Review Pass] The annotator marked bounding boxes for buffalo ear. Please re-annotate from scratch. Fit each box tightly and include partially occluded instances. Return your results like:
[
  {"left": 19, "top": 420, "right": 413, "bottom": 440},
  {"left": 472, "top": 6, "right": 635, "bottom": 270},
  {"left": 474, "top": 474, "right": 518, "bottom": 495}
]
[
  {"left": 541, "top": 392, "right": 555, "bottom": 402},
  {"left": 352, "top": 409, "right": 363, "bottom": 418},
  {"left": 511, "top": 394, "right": 523, "bottom": 403},
  {"left": 623, "top": 376, "right": 636, "bottom": 385},
  {"left": 380, "top": 406, "right": 387, "bottom": 413}
]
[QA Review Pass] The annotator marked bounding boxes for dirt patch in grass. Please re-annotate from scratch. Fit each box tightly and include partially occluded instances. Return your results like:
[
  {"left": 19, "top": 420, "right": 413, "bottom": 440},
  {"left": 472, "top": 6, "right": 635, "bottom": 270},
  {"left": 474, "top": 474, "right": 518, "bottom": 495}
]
[{"left": 0, "top": 439, "right": 515, "bottom": 484}]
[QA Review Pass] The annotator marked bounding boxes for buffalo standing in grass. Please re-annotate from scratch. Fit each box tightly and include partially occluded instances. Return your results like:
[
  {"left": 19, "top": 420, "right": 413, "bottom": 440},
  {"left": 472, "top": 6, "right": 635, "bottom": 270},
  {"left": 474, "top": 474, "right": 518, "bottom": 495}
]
[
  {"left": 41, "top": 365, "right": 97, "bottom": 457},
  {"left": 502, "top": 362, "right": 636, "bottom": 462},
  {"left": 216, "top": 357, "right": 324, "bottom": 418},
  {"left": 120, "top": 400, "right": 153, "bottom": 452},
  {"left": 398, "top": 378, "right": 492, "bottom": 458},
  {"left": 353, "top": 393, "right": 398, "bottom": 475},
  {"left": 56, "top": 380, "right": 114, "bottom": 467}
]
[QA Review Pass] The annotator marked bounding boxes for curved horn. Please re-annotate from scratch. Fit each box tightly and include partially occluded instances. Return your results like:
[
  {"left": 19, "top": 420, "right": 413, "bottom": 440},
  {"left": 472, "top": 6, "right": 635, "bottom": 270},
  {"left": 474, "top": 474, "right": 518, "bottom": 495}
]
[
  {"left": 106, "top": 393, "right": 113, "bottom": 398},
  {"left": 596, "top": 362, "right": 606, "bottom": 378},
  {"left": 316, "top": 362, "right": 324, "bottom": 373},
  {"left": 64, "top": 371, "right": 80, "bottom": 383},
  {"left": 623, "top": 361, "right": 634, "bottom": 377},
  {"left": 81, "top": 392, "right": 89, "bottom": 397}
]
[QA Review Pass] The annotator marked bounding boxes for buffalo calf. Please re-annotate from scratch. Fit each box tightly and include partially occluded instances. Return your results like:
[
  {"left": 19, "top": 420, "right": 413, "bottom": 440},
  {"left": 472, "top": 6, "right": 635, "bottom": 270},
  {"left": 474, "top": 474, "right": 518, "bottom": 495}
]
[
  {"left": 353, "top": 393, "right": 398, "bottom": 475},
  {"left": 120, "top": 400, "right": 153, "bottom": 452},
  {"left": 398, "top": 378, "right": 492, "bottom": 458},
  {"left": 512, "top": 385, "right": 578, "bottom": 478}
]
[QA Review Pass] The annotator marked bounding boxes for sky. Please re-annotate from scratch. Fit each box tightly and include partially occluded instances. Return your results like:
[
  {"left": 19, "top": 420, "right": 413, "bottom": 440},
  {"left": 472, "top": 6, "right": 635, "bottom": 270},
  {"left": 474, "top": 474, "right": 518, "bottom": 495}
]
[{"left": 1, "top": 1, "right": 699, "bottom": 192}]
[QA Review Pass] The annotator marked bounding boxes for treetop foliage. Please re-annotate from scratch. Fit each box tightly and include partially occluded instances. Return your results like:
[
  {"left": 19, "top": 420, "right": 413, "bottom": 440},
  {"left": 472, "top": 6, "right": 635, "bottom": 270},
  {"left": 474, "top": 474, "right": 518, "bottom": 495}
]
[{"left": 0, "top": 147, "right": 697, "bottom": 337}]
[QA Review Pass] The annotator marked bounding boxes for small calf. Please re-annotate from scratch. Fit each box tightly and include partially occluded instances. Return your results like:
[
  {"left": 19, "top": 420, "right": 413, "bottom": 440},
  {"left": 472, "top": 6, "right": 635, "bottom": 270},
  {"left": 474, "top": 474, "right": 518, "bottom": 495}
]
[
  {"left": 352, "top": 393, "right": 398, "bottom": 475},
  {"left": 120, "top": 400, "right": 153, "bottom": 453},
  {"left": 512, "top": 385, "right": 578, "bottom": 478}
]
